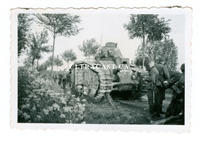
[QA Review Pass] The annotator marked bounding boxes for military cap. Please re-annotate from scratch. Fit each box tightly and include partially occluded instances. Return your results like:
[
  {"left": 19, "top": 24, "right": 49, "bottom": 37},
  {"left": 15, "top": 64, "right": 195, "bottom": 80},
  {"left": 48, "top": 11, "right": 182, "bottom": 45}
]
[{"left": 181, "top": 63, "right": 185, "bottom": 72}]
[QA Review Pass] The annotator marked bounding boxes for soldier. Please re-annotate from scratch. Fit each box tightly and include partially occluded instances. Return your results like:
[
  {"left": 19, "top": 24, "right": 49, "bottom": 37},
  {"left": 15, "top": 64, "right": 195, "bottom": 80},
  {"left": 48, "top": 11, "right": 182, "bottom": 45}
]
[
  {"left": 66, "top": 72, "right": 70, "bottom": 87},
  {"left": 156, "top": 57, "right": 170, "bottom": 113},
  {"left": 165, "top": 63, "right": 185, "bottom": 124},
  {"left": 164, "top": 70, "right": 182, "bottom": 88},
  {"left": 62, "top": 69, "right": 67, "bottom": 89},
  {"left": 58, "top": 70, "right": 63, "bottom": 86},
  {"left": 53, "top": 73, "right": 57, "bottom": 83},
  {"left": 147, "top": 60, "right": 161, "bottom": 117}
]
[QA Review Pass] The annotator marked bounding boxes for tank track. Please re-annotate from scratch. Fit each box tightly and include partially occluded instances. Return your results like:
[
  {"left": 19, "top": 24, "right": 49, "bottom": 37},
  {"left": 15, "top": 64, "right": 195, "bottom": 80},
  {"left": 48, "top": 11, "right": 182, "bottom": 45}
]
[{"left": 93, "top": 61, "right": 115, "bottom": 106}]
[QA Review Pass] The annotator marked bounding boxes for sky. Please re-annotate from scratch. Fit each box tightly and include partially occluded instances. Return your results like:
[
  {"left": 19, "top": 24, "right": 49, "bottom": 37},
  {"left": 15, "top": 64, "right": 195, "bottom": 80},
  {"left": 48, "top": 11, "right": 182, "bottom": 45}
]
[{"left": 18, "top": 8, "right": 185, "bottom": 71}]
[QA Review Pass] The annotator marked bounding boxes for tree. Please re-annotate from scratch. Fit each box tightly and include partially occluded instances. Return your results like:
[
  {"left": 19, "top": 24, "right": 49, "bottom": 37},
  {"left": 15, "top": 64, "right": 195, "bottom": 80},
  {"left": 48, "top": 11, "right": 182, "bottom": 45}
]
[
  {"left": 54, "top": 55, "right": 63, "bottom": 71},
  {"left": 124, "top": 14, "right": 171, "bottom": 69},
  {"left": 23, "top": 57, "right": 32, "bottom": 69},
  {"left": 78, "top": 38, "right": 100, "bottom": 58},
  {"left": 61, "top": 49, "right": 77, "bottom": 70},
  {"left": 18, "top": 14, "right": 32, "bottom": 57},
  {"left": 37, "top": 63, "right": 48, "bottom": 71},
  {"left": 45, "top": 55, "right": 63, "bottom": 71},
  {"left": 134, "top": 45, "right": 150, "bottom": 70},
  {"left": 45, "top": 56, "right": 55, "bottom": 67},
  {"left": 134, "top": 39, "right": 178, "bottom": 71},
  {"left": 35, "top": 14, "right": 81, "bottom": 76},
  {"left": 26, "top": 30, "right": 51, "bottom": 69}
]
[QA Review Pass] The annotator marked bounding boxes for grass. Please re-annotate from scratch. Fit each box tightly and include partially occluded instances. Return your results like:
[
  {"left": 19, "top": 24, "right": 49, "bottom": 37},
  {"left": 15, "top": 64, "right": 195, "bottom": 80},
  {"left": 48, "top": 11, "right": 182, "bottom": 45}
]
[{"left": 84, "top": 100, "right": 150, "bottom": 124}]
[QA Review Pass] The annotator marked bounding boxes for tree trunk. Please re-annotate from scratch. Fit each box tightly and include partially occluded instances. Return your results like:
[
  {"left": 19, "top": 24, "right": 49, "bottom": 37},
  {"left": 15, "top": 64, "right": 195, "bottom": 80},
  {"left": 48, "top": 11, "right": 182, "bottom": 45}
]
[
  {"left": 142, "top": 23, "right": 146, "bottom": 70},
  {"left": 67, "top": 61, "right": 69, "bottom": 70},
  {"left": 51, "top": 33, "right": 56, "bottom": 77},
  {"left": 37, "top": 59, "right": 39, "bottom": 70},
  {"left": 31, "top": 59, "right": 35, "bottom": 70}
]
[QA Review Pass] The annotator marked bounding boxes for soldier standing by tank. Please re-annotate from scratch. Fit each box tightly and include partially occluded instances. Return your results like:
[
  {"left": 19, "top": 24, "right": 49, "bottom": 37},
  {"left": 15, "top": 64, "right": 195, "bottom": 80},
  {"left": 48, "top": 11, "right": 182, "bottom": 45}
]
[
  {"left": 156, "top": 57, "right": 170, "bottom": 113},
  {"left": 147, "top": 60, "right": 161, "bottom": 117}
]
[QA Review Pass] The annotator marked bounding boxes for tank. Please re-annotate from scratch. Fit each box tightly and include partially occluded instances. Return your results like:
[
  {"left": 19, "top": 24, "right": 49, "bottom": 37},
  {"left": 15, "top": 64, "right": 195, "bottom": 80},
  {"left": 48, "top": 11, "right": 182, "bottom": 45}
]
[{"left": 69, "top": 42, "right": 149, "bottom": 104}]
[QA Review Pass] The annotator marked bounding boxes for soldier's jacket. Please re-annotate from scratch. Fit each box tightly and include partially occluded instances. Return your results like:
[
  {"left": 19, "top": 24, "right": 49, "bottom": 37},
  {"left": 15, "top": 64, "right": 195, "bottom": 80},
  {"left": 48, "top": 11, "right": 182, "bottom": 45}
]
[
  {"left": 66, "top": 72, "right": 70, "bottom": 82},
  {"left": 147, "top": 66, "right": 160, "bottom": 90},
  {"left": 156, "top": 63, "right": 170, "bottom": 86},
  {"left": 173, "top": 74, "right": 185, "bottom": 94},
  {"left": 167, "top": 71, "right": 183, "bottom": 88},
  {"left": 59, "top": 74, "right": 63, "bottom": 79}
]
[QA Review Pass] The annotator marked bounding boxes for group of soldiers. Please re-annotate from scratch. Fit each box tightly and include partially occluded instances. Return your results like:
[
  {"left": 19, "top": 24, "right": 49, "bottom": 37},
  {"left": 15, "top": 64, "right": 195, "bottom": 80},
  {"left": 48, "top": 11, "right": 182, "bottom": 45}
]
[
  {"left": 53, "top": 70, "right": 70, "bottom": 89},
  {"left": 147, "top": 57, "right": 185, "bottom": 124}
]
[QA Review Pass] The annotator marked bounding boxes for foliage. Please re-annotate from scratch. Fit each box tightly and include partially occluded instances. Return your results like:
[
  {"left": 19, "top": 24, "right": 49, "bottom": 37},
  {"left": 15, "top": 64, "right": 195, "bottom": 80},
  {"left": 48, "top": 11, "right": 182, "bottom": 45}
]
[
  {"left": 18, "top": 67, "right": 86, "bottom": 123},
  {"left": 61, "top": 49, "right": 77, "bottom": 62},
  {"left": 124, "top": 14, "right": 171, "bottom": 68},
  {"left": 35, "top": 14, "right": 81, "bottom": 76},
  {"left": 134, "top": 39, "right": 178, "bottom": 71},
  {"left": 44, "top": 55, "right": 63, "bottom": 70},
  {"left": 45, "top": 56, "right": 54, "bottom": 67},
  {"left": 54, "top": 55, "right": 63, "bottom": 70},
  {"left": 37, "top": 63, "right": 48, "bottom": 71},
  {"left": 26, "top": 29, "right": 51, "bottom": 68},
  {"left": 18, "top": 14, "right": 32, "bottom": 57},
  {"left": 61, "top": 49, "right": 77, "bottom": 69},
  {"left": 78, "top": 38, "right": 100, "bottom": 58},
  {"left": 23, "top": 57, "right": 32, "bottom": 68},
  {"left": 124, "top": 14, "right": 171, "bottom": 41}
]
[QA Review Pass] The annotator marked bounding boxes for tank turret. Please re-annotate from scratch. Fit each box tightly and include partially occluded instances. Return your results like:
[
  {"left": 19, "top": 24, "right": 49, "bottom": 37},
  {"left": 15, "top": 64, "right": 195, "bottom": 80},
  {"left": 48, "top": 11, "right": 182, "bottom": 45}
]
[{"left": 95, "top": 42, "right": 129, "bottom": 66}]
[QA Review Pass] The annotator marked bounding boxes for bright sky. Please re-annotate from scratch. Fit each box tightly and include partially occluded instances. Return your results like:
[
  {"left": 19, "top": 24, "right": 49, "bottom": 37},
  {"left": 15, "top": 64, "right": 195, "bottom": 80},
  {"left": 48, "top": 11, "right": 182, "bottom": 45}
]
[{"left": 19, "top": 8, "right": 185, "bottom": 71}]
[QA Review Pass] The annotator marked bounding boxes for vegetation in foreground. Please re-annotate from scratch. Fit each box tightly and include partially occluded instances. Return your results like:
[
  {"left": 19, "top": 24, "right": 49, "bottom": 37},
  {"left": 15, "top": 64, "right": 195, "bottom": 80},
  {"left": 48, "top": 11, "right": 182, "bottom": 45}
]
[{"left": 18, "top": 67, "right": 86, "bottom": 123}]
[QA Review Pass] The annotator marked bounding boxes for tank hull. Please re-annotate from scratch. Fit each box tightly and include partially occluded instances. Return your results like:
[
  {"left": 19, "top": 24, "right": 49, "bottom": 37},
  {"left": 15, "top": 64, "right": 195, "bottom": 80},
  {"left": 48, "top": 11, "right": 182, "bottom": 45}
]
[{"left": 69, "top": 60, "right": 148, "bottom": 102}]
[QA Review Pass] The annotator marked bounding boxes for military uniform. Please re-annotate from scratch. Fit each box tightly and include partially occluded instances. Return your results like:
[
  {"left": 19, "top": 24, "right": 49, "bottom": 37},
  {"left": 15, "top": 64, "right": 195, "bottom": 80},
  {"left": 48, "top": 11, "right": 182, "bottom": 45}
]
[
  {"left": 147, "top": 66, "right": 161, "bottom": 116},
  {"left": 66, "top": 72, "right": 70, "bottom": 87},
  {"left": 58, "top": 73, "right": 63, "bottom": 86},
  {"left": 156, "top": 63, "right": 170, "bottom": 101},
  {"left": 62, "top": 75, "right": 67, "bottom": 89},
  {"left": 165, "top": 64, "right": 185, "bottom": 124},
  {"left": 166, "top": 71, "right": 182, "bottom": 88}
]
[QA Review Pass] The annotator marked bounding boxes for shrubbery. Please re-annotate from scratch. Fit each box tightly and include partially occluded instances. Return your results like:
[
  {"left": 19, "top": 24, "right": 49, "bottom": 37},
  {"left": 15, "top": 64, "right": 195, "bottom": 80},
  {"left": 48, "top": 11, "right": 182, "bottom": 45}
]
[{"left": 18, "top": 67, "right": 86, "bottom": 123}]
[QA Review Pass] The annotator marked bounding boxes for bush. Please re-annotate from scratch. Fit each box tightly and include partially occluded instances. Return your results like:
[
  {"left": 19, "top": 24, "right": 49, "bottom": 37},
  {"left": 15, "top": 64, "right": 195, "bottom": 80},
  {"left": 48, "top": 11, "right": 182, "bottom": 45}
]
[{"left": 18, "top": 67, "right": 86, "bottom": 123}]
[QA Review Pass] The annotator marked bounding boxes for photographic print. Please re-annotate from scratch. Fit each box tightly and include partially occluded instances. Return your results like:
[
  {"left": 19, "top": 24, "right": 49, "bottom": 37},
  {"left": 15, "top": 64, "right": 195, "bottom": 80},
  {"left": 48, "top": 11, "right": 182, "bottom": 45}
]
[{"left": 11, "top": 8, "right": 191, "bottom": 132}]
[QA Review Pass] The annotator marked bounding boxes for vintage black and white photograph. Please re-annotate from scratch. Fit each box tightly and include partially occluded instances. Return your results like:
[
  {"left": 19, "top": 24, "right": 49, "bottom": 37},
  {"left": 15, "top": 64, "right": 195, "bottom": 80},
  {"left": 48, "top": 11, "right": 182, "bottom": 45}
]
[{"left": 11, "top": 8, "right": 191, "bottom": 130}]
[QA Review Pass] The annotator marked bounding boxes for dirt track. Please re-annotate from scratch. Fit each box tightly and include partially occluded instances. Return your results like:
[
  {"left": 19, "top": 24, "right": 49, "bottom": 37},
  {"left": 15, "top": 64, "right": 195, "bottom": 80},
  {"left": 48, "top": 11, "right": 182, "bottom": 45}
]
[{"left": 113, "top": 92, "right": 172, "bottom": 123}]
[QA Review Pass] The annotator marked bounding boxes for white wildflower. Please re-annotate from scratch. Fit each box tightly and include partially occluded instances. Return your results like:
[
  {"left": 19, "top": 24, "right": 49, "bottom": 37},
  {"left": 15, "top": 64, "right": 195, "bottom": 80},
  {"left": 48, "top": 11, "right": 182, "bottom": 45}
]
[
  {"left": 23, "top": 112, "right": 30, "bottom": 120},
  {"left": 43, "top": 109, "right": 49, "bottom": 115},
  {"left": 52, "top": 103, "right": 60, "bottom": 110},
  {"left": 60, "top": 114, "right": 66, "bottom": 118}
]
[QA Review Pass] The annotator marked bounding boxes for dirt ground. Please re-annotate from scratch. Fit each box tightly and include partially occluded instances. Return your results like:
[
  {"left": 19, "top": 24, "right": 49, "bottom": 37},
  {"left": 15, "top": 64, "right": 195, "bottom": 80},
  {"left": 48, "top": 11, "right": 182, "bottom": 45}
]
[{"left": 83, "top": 93, "right": 172, "bottom": 124}]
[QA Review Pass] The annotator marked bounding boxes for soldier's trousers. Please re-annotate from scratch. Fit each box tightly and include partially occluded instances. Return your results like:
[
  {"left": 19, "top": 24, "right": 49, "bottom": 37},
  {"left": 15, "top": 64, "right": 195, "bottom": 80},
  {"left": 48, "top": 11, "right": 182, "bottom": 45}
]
[
  {"left": 147, "top": 87, "right": 162, "bottom": 115},
  {"left": 158, "top": 86, "right": 166, "bottom": 101},
  {"left": 63, "top": 78, "right": 66, "bottom": 89}
]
